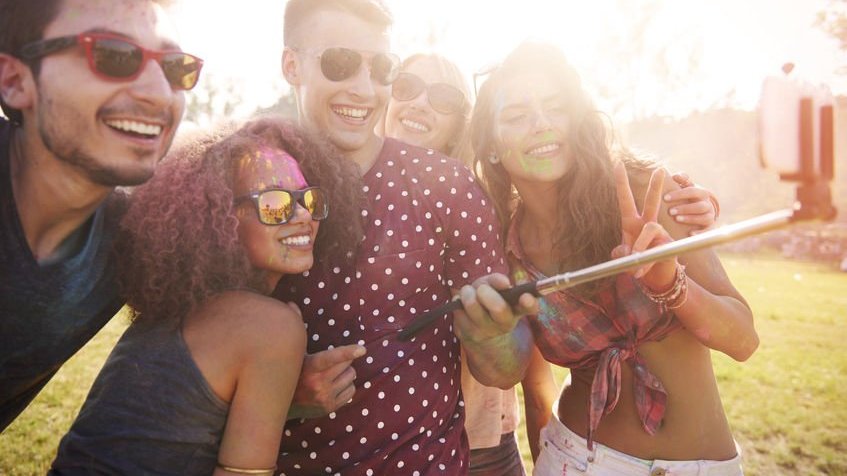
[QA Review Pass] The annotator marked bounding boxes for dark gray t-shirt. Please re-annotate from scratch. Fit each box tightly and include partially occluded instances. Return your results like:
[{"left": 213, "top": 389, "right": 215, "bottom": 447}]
[
  {"left": 0, "top": 118, "right": 127, "bottom": 431},
  {"left": 49, "top": 319, "right": 229, "bottom": 475}
]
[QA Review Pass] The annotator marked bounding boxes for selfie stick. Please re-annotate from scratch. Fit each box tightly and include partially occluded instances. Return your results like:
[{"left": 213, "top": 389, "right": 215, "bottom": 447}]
[{"left": 397, "top": 76, "right": 836, "bottom": 342}]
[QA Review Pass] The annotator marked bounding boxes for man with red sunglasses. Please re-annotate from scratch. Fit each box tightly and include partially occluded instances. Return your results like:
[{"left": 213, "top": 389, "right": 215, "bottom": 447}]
[
  {"left": 274, "top": 0, "right": 536, "bottom": 473},
  {"left": 0, "top": 0, "right": 200, "bottom": 431}
]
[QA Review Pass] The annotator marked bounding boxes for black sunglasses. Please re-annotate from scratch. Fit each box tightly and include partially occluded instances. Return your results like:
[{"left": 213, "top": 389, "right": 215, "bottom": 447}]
[
  {"left": 234, "top": 187, "right": 329, "bottom": 225},
  {"left": 309, "top": 47, "right": 401, "bottom": 86},
  {"left": 391, "top": 72, "right": 467, "bottom": 115},
  {"left": 19, "top": 32, "right": 204, "bottom": 90}
]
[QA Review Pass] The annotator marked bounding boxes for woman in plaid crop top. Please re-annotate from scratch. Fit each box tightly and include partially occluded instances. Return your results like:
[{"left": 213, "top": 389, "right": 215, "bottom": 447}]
[{"left": 468, "top": 42, "right": 757, "bottom": 475}]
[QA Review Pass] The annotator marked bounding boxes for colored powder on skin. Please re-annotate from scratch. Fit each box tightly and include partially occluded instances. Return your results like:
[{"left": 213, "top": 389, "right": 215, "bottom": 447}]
[
  {"left": 512, "top": 268, "right": 529, "bottom": 283},
  {"left": 518, "top": 154, "right": 553, "bottom": 175},
  {"left": 65, "top": 7, "right": 83, "bottom": 20},
  {"left": 493, "top": 94, "right": 562, "bottom": 176},
  {"left": 536, "top": 130, "right": 558, "bottom": 144},
  {"left": 279, "top": 248, "right": 291, "bottom": 262},
  {"left": 239, "top": 147, "right": 305, "bottom": 192},
  {"left": 258, "top": 146, "right": 307, "bottom": 187},
  {"left": 536, "top": 298, "right": 559, "bottom": 332},
  {"left": 518, "top": 130, "right": 557, "bottom": 174}
]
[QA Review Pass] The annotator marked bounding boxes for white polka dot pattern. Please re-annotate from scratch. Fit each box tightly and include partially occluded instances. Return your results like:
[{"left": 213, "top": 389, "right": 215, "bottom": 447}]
[{"left": 274, "top": 140, "right": 506, "bottom": 475}]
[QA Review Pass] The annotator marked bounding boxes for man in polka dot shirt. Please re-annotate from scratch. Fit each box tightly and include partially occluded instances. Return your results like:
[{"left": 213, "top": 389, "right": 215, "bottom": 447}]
[{"left": 274, "top": 0, "right": 536, "bottom": 474}]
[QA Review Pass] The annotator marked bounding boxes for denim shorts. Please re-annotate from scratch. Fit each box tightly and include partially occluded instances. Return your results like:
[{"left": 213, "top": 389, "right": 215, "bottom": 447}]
[{"left": 533, "top": 411, "right": 743, "bottom": 476}]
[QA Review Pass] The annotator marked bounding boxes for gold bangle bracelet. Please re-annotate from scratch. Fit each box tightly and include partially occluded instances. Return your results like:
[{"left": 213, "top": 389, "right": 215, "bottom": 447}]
[{"left": 216, "top": 463, "right": 277, "bottom": 475}]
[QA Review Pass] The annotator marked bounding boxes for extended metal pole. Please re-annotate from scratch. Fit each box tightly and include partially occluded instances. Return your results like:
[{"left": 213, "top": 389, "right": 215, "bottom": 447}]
[
  {"left": 533, "top": 208, "right": 795, "bottom": 295},
  {"left": 398, "top": 208, "right": 797, "bottom": 341}
]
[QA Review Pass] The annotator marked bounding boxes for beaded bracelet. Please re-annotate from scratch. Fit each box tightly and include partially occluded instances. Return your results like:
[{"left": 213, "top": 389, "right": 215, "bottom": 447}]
[
  {"left": 640, "top": 264, "right": 689, "bottom": 312},
  {"left": 216, "top": 463, "right": 277, "bottom": 475}
]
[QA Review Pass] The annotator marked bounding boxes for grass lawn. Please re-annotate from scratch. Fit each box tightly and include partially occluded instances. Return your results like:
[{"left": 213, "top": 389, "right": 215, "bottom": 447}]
[{"left": 2, "top": 254, "right": 846, "bottom": 475}]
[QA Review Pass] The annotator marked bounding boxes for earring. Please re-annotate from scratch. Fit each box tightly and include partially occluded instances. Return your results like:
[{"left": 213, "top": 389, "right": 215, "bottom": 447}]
[{"left": 488, "top": 153, "right": 500, "bottom": 164}]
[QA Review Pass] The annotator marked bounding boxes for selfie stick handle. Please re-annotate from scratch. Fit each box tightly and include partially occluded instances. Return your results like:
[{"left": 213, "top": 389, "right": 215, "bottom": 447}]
[{"left": 398, "top": 208, "right": 798, "bottom": 341}]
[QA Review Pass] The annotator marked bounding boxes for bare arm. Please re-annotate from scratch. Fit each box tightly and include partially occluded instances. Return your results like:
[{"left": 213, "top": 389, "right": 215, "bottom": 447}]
[
  {"left": 623, "top": 166, "right": 758, "bottom": 361},
  {"left": 659, "top": 171, "right": 756, "bottom": 360},
  {"left": 196, "top": 297, "right": 306, "bottom": 474},
  {"left": 520, "top": 345, "right": 558, "bottom": 461}
]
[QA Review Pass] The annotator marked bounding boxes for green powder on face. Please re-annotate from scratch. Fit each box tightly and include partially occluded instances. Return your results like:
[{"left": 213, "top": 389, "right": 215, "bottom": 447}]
[{"left": 518, "top": 155, "right": 554, "bottom": 174}]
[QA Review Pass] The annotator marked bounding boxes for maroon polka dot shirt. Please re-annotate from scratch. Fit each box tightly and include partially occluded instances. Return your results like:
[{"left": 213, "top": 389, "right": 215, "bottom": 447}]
[{"left": 274, "top": 139, "right": 507, "bottom": 475}]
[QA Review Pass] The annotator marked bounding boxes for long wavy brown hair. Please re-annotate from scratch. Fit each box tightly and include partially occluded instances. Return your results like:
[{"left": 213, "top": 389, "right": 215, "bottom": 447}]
[
  {"left": 470, "top": 42, "right": 652, "bottom": 297},
  {"left": 116, "top": 116, "right": 366, "bottom": 322}
]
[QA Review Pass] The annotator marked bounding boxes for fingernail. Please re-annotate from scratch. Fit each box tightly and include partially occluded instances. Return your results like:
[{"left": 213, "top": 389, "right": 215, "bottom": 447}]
[
  {"left": 354, "top": 346, "right": 366, "bottom": 357},
  {"left": 664, "top": 194, "right": 672, "bottom": 201},
  {"left": 676, "top": 216, "right": 686, "bottom": 222},
  {"left": 669, "top": 208, "right": 678, "bottom": 216}
]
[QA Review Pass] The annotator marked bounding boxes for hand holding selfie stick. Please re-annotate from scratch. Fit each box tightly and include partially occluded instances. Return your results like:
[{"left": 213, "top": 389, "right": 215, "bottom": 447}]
[{"left": 398, "top": 69, "right": 837, "bottom": 342}]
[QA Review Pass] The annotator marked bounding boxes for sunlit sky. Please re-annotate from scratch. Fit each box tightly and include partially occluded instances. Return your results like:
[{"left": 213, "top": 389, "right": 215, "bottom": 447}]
[{"left": 171, "top": 0, "right": 845, "bottom": 122}]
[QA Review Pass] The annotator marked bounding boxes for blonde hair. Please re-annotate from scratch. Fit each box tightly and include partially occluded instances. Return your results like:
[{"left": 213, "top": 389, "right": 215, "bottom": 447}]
[{"left": 396, "top": 54, "right": 473, "bottom": 160}]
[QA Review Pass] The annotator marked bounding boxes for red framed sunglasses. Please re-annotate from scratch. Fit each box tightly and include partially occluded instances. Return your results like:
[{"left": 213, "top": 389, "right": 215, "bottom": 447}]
[{"left": 19, "top": 32, "right": 204, "bottom": 90}]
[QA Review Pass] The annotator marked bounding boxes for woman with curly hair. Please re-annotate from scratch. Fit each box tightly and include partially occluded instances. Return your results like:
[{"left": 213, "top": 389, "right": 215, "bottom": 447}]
[
  {"left": 50, "top": 117, "right": 364, "bottom": 475},
  {"left": 467, "top": 42, "right": 757, "bottom": 475}
]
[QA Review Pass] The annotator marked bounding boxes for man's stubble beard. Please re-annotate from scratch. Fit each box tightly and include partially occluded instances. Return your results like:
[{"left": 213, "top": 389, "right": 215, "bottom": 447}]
[{"left": 37, "top": 96, "right": 163, "bottom": 188}]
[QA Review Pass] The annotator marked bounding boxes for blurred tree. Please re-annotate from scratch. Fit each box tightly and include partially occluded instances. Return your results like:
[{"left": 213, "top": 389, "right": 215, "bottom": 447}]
[
  {"left": 184, "top": 73, "right": 243, "bottom": 127},
  {"left": 252, "top": 88, "right": 298, "bottom": 119},
  {"left": 816, "top": 0, "right": 847, "bottom": 51},
  {"left": 589, "top": 0, "right": 720, "bottom": 121}
]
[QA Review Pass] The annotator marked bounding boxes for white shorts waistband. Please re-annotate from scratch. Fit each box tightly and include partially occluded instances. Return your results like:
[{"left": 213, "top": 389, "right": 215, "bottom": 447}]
[{"left": 534, "top": 410, "right": 743, "bottom": 476}]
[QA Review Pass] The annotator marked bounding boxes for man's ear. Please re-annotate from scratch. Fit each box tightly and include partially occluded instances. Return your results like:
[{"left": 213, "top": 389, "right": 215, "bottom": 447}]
[
  {"left": 282, "top": 47, "right": 300, "bottom": 86},
  {"left": 0, "top": 54, "right": 35, "bottom": 111}
]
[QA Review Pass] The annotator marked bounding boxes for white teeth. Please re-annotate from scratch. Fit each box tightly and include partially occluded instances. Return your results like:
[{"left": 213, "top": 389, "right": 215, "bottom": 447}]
[
  {"left": 527, "top": 143, "right": 559, "bottom": 156},
  {"left": 105, "top": 119, "right": 162, "bottom": 137},
  {"left": 281, "top": 235, "right": 312, "bottom": 246},
  {"left": 400, "top": 118, "right": 430, "bottom": 132},
  {"left": 333, "top": 106, "right": 369, "bottom": 120}
]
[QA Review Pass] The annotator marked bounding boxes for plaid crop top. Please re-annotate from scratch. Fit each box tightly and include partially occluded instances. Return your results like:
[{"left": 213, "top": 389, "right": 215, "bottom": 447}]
[{"left": 506, "top": 207, "right": 682, "bottom": 450}]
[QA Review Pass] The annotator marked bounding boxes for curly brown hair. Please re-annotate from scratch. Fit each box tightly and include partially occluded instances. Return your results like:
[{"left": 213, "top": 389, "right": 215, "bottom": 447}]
[
  {"left": 470, "top": 42, "right": 656, "bottom": 297},
  {"left": 116, "top": 116, "right": 365, "bottom": 322}
]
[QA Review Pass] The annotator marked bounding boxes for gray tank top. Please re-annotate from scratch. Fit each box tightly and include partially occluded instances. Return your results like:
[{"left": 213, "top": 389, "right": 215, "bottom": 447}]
[{"left": 49, "top": 319, "right": 229, "bottom": 475}]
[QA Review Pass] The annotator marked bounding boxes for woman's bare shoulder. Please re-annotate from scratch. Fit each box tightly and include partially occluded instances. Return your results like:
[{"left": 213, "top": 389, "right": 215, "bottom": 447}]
[{"left": 186, "top": 291, "right": 305, "bottom": 352}]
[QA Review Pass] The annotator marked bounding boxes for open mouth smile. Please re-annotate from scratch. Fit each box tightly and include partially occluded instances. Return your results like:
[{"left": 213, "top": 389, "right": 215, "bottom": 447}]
[
  {"left": 400, "top": 118, "right": 431, "bottom": 133},
  {"left": 524, "top": 142, "right": 560, "bottom": 157},
  {"left": 332, "top": 105, "right": 371, "bottom": 122},
  {"left": 280, "top": 234, "right": 313, "bottom": 247},
  {"left": 104, "top": 119, "right": 164, "bottom": 139}
]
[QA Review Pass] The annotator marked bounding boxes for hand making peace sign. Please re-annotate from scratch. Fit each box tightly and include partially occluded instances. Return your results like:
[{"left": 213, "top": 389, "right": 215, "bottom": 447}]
[{"left": 612, "top": 162, "right": 679, "bottom": 293}]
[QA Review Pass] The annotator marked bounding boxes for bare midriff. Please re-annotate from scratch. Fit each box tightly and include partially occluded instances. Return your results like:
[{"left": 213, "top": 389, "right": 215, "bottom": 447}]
[{"left": 557, "top": 329, "right": 738, "bottom": 461}]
